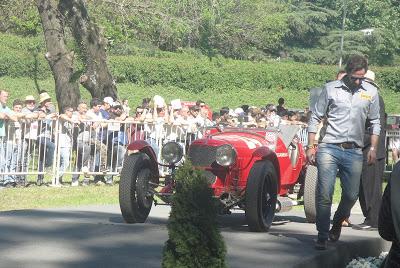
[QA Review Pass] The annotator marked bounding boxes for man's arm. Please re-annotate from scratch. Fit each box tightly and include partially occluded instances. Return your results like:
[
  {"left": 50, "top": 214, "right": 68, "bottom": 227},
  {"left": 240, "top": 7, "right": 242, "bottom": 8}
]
[
  {"left": 367, "top": 91, "right": 381, "bottom": 164},
  {"left": 306, "top": 86, "right": 329, "bottom": 164}
]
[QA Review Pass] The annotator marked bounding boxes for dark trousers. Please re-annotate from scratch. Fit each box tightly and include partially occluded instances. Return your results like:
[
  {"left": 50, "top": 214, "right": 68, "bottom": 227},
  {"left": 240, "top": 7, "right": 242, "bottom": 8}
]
[{"left": 359, "top": 149, "right": 385, "bottom": 227}]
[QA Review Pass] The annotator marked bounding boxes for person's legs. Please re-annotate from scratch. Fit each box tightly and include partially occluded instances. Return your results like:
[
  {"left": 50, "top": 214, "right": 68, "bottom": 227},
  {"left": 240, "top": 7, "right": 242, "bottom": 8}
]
[
  {"left": 315, "top": 143, "right": 340, "bottom": 241},
  {"left": 332, "top": 148, "right": 363, "bottom": 225},
  {"left": 5, "top": 140, "right": 17, "bottom": 184},
  {"left": 58, "top": 147, "right": 71, "bottom": 184},
  {"left": 0, "top": 139, "right": 5, "bottom": 184},
  {"left": 72, "top": 143, "right": 91, "bottom": 185}
]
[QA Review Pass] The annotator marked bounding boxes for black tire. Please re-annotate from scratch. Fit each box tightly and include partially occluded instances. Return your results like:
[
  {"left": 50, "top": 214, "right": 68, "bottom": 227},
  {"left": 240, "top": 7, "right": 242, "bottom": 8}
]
[
  {"left": 119, "top": 153, "right": 155, "bottom": 223},
  {"left": 245, "top": 160, "right": 278, "bottom": 232},
  {"left": 304, "top": 165, "right": 318, "bottom": 223}
]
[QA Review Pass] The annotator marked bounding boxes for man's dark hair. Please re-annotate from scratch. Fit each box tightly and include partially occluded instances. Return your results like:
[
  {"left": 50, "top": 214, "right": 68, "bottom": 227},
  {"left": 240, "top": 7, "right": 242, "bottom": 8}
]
[
  {"left": 63, "top": 106, "right": 73, "bottom": 113},
  {"left": 90, "top": 98, "right": 102, "bottom": 108},
  {"left": 13, "top": 99, "right": 23, "bottom": 107},
  {"left": 189, "top": 105, "right": 200, "bottom": 112},
  {"left": 212, "top": 112, "right": 220, "bottom": 121},
  {"left": 345, "top": 55, "right": 368, "bottom": 74},
  {"left": 278, "top": 98, "right": 284, "bottom": 105},
  {"left": 220, "top": 107, "right": 229, "bottom": 116},
  {"left": 196, "top": 100, "right": 205, "bottom": 106},
  {"left": 241, "top": 104, "right": 249, "bottom": 113}
]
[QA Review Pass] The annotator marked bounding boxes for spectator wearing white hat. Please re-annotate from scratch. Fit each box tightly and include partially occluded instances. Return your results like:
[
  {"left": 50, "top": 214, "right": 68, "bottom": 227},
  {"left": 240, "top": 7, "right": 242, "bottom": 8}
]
[
  {"left": 36, "top": 91, "right": 57, "bottom": 185},
  {"left": 20, "top": 95, "right": 41, "bottom": 184},
  {"left": 101, "top": 96, "right": 114, "bottom": 120}
]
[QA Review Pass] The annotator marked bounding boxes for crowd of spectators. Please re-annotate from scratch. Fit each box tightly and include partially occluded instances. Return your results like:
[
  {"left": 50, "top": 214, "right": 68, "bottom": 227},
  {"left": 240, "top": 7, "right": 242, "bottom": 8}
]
[{"left": 0, "top": 89, "right": 334, "bottom": 189}]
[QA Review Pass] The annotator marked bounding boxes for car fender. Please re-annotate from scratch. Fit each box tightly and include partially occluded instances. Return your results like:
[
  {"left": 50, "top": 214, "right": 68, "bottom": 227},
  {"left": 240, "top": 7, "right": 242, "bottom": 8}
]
[
  {"left": 127, "top": 140, "right": 160, "bottom": 180},
  {"left": 252, "top": 146, "right": 281, "bottom": 185}
]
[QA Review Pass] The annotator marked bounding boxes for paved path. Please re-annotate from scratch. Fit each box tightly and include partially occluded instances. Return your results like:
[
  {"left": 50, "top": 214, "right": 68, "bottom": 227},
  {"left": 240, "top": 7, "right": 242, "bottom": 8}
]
[{"left": 0, "top": 205, "right": 390, "bottom": 268}]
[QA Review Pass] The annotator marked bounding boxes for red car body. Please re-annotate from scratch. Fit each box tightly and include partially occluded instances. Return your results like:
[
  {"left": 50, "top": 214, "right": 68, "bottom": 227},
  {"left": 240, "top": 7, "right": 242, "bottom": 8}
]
[{"left": 190, "top": 127, "right": 305, "bottom": 198}]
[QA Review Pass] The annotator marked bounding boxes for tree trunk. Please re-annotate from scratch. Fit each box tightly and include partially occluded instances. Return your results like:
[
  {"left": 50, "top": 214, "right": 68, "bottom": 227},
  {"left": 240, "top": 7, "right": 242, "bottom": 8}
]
[
  {"left": 36, "top": 0, "right": 81, "bottom": 112},
  {"left": 59, "top": 0, "right": 117, "bottom": 100}
]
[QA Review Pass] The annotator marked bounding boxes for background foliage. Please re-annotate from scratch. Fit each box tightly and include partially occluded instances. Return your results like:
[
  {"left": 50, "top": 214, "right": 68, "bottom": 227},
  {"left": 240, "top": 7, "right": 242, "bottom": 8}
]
[
  {"left": 0, "top": 0, "right": 399, "bottom": 113},
  {"left": 0, "top": 0, "right": 399, "bottom": 65}
]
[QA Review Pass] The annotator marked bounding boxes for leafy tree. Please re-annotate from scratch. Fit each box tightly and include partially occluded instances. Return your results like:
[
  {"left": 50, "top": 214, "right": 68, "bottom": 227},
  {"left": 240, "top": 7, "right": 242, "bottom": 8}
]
[{"left": 162, "top": 162, "right": 226, "bottom": 268}]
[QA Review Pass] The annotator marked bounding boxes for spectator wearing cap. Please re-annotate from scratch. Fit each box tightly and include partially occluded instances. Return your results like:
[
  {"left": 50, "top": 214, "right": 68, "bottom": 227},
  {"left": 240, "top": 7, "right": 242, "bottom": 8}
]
[
  {"left": 21, "top": 95, "right": 40, "bottom": 184},
  {"left": 105, "top": 101, "right": 129, "bottom": 184},
  {"left": 101, "top": 96, "right": 114, "bottom": 120},
  {"left": 36, "top": 91, "right": 57, "bottom": 185}
]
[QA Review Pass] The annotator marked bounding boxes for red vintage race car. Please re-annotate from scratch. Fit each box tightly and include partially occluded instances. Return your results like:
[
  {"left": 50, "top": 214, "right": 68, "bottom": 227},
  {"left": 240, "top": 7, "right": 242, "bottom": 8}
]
[{"left": 119, "top": 124, "right": 317, "bottom": 231}]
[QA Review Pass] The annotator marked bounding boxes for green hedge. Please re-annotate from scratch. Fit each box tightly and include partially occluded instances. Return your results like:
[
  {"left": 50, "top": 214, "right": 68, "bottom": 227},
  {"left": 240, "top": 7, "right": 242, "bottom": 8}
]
[{"left": 0, "top": 33, "right": 399, "bottom": 93}]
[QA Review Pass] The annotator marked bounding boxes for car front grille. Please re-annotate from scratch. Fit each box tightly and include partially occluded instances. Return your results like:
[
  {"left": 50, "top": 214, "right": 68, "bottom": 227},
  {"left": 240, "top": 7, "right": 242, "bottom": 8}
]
[
  {"left": 188, "top": 145, "right": 218, "bottom": 184},
  {"left": 188, "top": 145, "right": 217, "bottom": 167}
]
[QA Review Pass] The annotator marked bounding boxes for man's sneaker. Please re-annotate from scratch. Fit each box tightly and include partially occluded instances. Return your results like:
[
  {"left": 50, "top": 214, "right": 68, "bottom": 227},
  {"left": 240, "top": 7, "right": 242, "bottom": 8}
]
[
  {"left": 96, "top": 180, "right": 105, "bottom": 186},
  {"left": 315, "top": 238, "right": 328, "bottom": 250},
  {"left": 71, "top": 180, "right": 79, "bottom": 187},
  {"left": 105, "top": 176, "right": 113, "bottom": 185},
  {"left": 341, "top": 217, "right": 352, "bottom": 227},
  {"left": 329, "top": 224, "right": 342, "bottom": 242},
  {"left": 82, "top": 178, "right": 90, "bottom": 186},
  {"left": 3, "top": 181, "right": 16, "bottom": 188},
  {"left": 352, "top": 223, "right": 377, "bottom": 231}
]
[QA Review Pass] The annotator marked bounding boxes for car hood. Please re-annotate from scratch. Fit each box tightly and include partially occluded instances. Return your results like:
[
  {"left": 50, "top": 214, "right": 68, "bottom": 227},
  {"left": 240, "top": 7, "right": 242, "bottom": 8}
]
[{"left": 192, "top": 131, "right": 274, "bottom": 151}]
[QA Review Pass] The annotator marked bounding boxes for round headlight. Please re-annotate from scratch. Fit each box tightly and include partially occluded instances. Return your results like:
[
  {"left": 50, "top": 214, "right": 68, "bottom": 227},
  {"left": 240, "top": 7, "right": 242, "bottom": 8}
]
[
  {"left": 161, "top": 142, "right": 184, "bottom": 164},
  {"left": 216, "top": 144, "right": 237, "bottom": 167}
]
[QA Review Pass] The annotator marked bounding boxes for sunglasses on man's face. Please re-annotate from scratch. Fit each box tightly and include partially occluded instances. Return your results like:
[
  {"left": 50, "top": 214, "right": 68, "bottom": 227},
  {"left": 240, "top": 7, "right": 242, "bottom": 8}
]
[{"left": 350, "top": 76, "right": 366, "bottom": 82}]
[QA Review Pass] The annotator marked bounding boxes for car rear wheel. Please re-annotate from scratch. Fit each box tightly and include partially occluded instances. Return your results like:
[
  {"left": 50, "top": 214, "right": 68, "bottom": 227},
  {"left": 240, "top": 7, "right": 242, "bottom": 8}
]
[
  {"left": 303, "top": 165, "right": 318, "bottom": 223},
  {"left": 245, "top": 160, "right": 278, "bottom": 232},
  {"left": 119, "top": 153, "right": 155, "bottom": 223}
]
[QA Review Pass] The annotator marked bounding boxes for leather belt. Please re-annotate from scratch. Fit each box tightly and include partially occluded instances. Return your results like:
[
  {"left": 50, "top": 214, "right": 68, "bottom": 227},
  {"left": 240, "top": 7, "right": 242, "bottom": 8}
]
[{"left": 334, "top": 142, "right": 360, "bottom": 149}]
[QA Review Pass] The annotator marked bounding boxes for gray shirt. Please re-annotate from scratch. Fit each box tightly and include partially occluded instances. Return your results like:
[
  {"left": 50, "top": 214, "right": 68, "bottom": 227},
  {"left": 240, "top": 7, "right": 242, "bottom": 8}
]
[{"left": 308, "top": 79, "right": 381, "bottom": 148}]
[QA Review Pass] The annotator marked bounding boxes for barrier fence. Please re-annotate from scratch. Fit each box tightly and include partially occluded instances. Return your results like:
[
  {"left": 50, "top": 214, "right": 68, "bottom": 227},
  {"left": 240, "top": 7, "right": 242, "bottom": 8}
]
[
  {"left": 0, "top": 118, "right": 203, "bottom": 186},
  {"left": 0, "top": 117, "right": 397, "bottom": 187}
]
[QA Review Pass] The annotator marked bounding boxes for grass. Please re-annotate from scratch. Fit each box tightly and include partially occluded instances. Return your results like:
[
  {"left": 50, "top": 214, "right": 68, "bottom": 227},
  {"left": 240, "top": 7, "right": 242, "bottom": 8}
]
[
  {"left": 0, "top": 184, "right": 119, "bottom": 211},
  {"left": 1, "top": 176, "right": 380, "bottom": 212}
]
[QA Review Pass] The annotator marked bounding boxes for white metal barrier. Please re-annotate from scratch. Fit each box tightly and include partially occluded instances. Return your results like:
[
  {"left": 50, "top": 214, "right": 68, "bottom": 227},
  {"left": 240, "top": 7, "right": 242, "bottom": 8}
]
[{"left": 0, "top": 118, "right": 201, "bottom": 186}]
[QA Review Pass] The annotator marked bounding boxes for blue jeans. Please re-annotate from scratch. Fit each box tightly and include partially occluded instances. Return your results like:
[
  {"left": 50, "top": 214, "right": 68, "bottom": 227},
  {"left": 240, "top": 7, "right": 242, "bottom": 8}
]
[
  {"left": 316, "top": 143, "right": 363, "bottom": 240},
  {"left": 58, "top": 147, "right": 71, "bottom": 179}
]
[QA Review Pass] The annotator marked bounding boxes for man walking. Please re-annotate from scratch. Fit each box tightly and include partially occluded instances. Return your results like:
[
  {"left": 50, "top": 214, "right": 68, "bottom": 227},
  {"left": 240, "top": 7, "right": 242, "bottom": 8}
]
[{"left": 307, "top": 55, "right": 381, "bottom": 250}]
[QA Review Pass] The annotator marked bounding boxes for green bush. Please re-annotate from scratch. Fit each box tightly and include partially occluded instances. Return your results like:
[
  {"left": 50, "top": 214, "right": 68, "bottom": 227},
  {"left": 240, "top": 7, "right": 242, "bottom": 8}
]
[
  {"left": 0, "top": 33, "right": 399, "bottom": 94},
  {"left": 162, "top": 162, "right": 226, "bottom": 268}
]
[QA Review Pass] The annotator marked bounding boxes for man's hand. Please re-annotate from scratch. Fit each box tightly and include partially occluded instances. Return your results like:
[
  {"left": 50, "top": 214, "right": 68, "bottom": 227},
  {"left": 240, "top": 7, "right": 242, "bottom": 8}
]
[
  {"left": 367, "top": 147, "right": 377, "bottom": 165},
  {"left": 306, "top": 147, "right": 316, "bottom": 165}
]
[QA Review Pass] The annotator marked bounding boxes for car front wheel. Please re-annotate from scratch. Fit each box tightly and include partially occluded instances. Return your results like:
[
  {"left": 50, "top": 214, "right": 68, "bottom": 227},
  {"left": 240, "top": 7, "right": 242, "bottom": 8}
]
[
  {"left": 245, "top": 160, "right": 278, "bottom": 232},
  {"left": 119, "top": 153, "right": 155, "bottom": 223}
]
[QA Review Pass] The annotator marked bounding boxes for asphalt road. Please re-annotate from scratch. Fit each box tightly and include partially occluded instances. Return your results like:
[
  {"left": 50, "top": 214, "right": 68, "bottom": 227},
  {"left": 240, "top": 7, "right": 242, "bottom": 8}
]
[{"left": 0, "top": 204, "right": 389, "bottom": 268}]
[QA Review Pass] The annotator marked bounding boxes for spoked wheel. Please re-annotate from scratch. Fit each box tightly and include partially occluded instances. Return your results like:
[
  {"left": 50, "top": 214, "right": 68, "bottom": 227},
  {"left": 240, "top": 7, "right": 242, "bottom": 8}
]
[
  {"left": 303, "top": 165, "right": 318, "bottom": 223},
  {"left": 245, "top": 160, "right": 278, "bottom": 232},
  {"left": 119, "top": 153, "right": 155, "bottom": 223}
]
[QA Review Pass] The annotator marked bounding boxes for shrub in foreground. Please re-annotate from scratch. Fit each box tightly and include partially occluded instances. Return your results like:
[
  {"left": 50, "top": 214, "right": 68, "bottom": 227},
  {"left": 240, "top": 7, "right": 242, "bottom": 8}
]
[{"left": 162, "top": 162, "right": 226, "bottom": 268}]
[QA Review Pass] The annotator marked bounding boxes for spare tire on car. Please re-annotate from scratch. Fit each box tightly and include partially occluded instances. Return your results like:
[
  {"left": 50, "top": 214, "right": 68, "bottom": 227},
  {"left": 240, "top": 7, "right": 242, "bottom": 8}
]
[{"left": 303, "top": 165, "right": 318, "bottom": 223}]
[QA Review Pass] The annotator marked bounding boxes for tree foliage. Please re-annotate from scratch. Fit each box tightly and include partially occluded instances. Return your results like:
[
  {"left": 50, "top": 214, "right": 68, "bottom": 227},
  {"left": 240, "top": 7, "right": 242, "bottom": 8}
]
[
  {"left": 0, "top": 0, "right": 399, "bottom": 65},
  {"left": 162, "top": 162, "right": 226, "bottom": 268}
]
